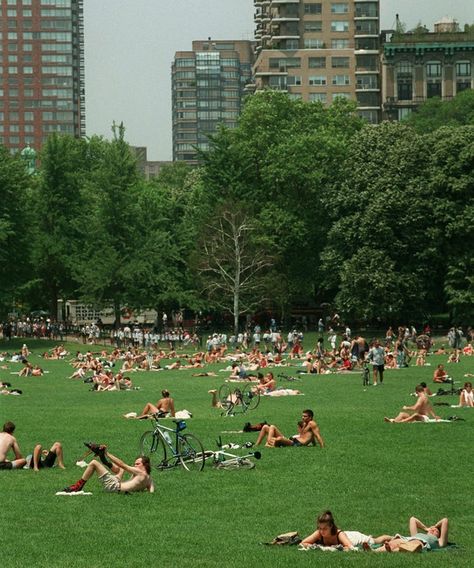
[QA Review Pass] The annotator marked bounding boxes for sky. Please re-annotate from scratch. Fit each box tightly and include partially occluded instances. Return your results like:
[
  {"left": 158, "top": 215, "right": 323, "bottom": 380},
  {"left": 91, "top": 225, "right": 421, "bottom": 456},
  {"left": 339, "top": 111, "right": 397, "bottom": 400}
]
[{"left": 84, "top": 1, "right": 474, "bottom": 160}]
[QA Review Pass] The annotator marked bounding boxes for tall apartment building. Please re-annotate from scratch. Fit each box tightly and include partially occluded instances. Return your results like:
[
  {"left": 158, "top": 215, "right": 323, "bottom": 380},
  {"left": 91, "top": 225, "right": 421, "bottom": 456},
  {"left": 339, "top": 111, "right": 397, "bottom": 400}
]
[
  {"left": 0, "top": 0, "right": 85, "bottom": 153},
  {"left": 253, "top": 0, "right": 381, "bottom": 122},
  {"left": 382, "top": 18, "right": 474, "bottom": 121},
  {"left": 172, "top": 39, "right": 254, "bottom": 164}
]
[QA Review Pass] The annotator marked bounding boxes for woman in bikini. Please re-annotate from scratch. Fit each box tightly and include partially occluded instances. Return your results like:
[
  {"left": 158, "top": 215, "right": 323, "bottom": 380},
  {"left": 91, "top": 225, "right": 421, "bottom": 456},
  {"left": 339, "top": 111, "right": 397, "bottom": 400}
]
[{"left": 301, "top": 510, "right": 391, "bottom": 550}]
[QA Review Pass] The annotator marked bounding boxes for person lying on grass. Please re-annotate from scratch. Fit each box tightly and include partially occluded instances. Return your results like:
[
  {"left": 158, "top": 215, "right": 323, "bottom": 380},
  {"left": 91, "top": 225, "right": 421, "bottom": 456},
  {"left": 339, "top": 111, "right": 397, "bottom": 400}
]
[
  {"left": 0, "top": 421, "right": 26, "bottom": 470},
  {"left": 384, "top": 385, "right": 441, "bottom": 423},
  {"left": 373, "top": 517, "right": 449, "bottom": 552},
  {"left": 25, "top": 441, "right": 65, "bottom": 471},
  {"left": 300, "top": 510, "right": 392, "bottom": 550},
  {"left": 63, "top": 445, "right": 154, "bottom": 494},
  {"left": 125, "top": 389, "right": 175, "bottom": 419},
  {"left": 256, "top": 409, "right": 324, "bottom": 447}
]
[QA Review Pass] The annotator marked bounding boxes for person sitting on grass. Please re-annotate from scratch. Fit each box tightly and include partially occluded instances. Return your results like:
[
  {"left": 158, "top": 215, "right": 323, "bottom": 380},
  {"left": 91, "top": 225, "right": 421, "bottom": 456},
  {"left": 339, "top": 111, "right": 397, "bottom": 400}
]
[
  {"left": 384, "top": 385, "right": 441, "bottom": 423},
  {"left": 26, "top": 441, "right": 65, "bottom": 471},
  {"left": 127, "top": 389, "right": 175, "bottom": 419},
  {"left": 374, "top": 517, "right": 448, "bottom": 552},
  {"left": 256, "top": 409, "right": 324, "bottom": 448},
  {"left": 0, "top": 421, "right": 26, "bottom": 470},
  {"left": 433, "top": 364, "right": 451, "bottom": 383},
  {"left": 300, "top": 510, "right": 392, "bottom": 550},
  {"left": 459, "top": 382, "right": 474, "bottom": 407},
  {"left": 256, "top": 372, "right": 276, "bottom": 393},
  {"left": 63, "top": 445, "right": 154, "bottom": 494}
]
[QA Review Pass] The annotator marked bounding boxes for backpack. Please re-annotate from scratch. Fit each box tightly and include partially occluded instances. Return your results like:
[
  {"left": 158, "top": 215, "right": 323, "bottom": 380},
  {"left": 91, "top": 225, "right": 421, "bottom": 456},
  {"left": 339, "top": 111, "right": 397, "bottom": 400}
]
[{"left": 264, "top": 531, "right": 302, "bottom": 546}]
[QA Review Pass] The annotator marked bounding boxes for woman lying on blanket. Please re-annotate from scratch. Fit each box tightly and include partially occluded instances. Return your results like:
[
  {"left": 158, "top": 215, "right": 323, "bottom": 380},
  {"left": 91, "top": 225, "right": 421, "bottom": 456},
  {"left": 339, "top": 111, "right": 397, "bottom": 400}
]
[
  {"left": 301, "top": 510, "right": 392, "bottom": 550},
  {"left": 373, "top": 517, "right": 449, "bottom": 552}
]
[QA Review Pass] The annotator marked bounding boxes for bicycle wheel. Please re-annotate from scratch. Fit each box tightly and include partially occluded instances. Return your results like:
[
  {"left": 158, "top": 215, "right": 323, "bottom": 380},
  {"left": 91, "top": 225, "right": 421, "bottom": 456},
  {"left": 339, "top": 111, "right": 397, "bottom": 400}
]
[
  {"left": 218, "top": 383, "right": 232, "bottom": 406},
  {"left": 241, "top": 384, "right": 260, "bottom": 411},
  {"left": 140, "top": 431, "right": 167, "bottom": 470},
  {"left": 216, "top": 457, "right": 255, "bottom": 470},
  {"left": 178, "top": 433, "right": 205, "bottom": 472}
]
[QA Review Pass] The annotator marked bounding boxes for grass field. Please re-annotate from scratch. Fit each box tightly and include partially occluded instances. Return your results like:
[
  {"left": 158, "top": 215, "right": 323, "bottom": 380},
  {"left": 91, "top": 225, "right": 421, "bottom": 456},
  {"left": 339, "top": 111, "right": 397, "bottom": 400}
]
[{"left": 0, "top": 336, "right": 472, "bottom": 567}]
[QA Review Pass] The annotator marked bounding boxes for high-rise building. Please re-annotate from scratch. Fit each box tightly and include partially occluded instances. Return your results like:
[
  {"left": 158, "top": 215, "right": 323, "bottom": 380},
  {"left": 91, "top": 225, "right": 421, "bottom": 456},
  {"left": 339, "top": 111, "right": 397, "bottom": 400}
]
[
  {"left": 382, "top": 18, "right": 474, "bottom": 121},
  {"left": 172, "top": 39, "right": 254, "bottom": 164},
  {"left": 0, "top": 0, "right": 85, "bottom": 153},
  {"left": 252, "top": 1, "right": 381, "bottom": 122}
]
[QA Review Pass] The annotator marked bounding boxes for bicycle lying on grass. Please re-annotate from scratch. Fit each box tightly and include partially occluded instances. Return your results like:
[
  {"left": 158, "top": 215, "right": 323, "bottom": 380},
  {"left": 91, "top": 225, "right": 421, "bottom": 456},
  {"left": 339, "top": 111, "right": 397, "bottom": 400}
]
[
  {"left": 218, "top": 383, "right": 260, "bottom": 416},
  {"left": 203, "top": 437, "right": 262, "bottom": 470},
  {"left": 139, "top": 414, "right": 205, "bottom": 471}
]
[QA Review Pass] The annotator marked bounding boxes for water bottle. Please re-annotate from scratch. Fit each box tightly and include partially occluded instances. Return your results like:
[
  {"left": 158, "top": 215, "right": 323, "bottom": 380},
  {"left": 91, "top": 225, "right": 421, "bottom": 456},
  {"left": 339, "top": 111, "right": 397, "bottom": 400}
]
[{"left": 163, "top": 432, "right": 172, "bottom": 445}]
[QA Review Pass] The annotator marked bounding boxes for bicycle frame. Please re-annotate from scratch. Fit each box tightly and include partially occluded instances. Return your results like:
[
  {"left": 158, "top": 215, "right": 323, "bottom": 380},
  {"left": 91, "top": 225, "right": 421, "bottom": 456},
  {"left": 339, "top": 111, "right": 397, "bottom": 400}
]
[{"left": 151, "top": 420, "right": 183, "bottom": 458}]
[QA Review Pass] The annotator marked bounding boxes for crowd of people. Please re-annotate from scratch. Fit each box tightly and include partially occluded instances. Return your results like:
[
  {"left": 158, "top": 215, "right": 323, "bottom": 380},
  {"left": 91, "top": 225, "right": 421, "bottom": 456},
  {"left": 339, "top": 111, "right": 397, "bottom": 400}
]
[{"left": 1, "top": 315, "right": 471, "bottom": 550}]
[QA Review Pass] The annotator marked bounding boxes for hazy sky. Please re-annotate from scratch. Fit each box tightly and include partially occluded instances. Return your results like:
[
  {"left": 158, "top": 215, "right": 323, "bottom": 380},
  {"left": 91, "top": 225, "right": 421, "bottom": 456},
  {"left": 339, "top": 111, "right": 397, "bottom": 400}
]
[{"left": 84, "top": 1, "right": 474, "bottom": 160}]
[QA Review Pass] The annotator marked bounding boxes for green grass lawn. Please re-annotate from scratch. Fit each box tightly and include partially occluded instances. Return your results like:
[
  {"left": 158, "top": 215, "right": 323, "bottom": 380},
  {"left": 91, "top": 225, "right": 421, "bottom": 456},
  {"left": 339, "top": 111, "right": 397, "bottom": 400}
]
[{"left": 0, "top": 337, "right": 472, "bottom": 567}]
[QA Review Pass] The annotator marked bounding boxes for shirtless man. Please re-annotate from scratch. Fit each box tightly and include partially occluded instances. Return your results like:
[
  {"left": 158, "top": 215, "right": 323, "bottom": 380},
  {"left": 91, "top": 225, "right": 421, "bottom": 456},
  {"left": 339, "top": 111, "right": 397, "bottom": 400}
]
[
  {"left": 384, "top": 385, "right": 441, "bottom": 423},
  {"left": 0, "top": 421, "right": 26, "bottom": 470},
  {"left": 256, "top": 409, "right": 325, "bottom": 448},
  {"left": 26, "top": 441, "right": 65, "bottom": 471},
  {"left": 133, "top": 389, "right": 175, "bottom": 419},
  {"left": 63, "top": 446, "right": 154, "bottom": 494},
  {"left": 433, "top": 364, "right": 451, "bottom": 383}
]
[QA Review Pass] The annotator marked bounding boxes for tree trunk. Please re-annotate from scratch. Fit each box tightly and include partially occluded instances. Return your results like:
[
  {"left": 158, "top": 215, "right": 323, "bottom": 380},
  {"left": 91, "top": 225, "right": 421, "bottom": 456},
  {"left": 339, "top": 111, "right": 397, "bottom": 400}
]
[{"left": 114, "top": 298, "right": 121, "bottom": 329}]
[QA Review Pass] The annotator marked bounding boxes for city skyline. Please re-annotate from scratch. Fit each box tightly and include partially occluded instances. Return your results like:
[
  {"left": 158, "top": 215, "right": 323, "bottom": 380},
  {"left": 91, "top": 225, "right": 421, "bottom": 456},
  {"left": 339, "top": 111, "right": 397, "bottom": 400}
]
[{"left": 84, "top": 1, "right": 474, "bottom": 160}]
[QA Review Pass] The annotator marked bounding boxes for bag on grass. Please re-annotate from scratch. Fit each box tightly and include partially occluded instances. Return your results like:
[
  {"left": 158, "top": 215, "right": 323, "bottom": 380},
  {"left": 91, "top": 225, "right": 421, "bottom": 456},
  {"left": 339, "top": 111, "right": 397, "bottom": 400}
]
[
  {"left": 399, "top": 541, "right": 422, "bottom": 553},
  {"left": 264, "top": 531, "right": 302, "bottom": 546},
  {"left": 243, "top": 421, "right": 267, "bottom": 432}
]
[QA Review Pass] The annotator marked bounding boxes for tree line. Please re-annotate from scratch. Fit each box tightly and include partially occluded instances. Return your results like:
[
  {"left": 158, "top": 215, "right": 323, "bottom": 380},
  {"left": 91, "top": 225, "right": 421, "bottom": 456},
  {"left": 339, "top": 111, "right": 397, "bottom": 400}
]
[{"left": 0, "top": 92, "right": 473, "bottom": 328}]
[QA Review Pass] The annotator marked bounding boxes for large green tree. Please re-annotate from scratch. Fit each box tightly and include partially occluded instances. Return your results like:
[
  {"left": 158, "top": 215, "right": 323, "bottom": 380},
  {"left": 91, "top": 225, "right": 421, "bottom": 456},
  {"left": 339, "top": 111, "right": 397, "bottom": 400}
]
[
  {"left": 320, "top": 121, "right": 441, "bottom": 322},
  {"left": 31, "top": 134, "right": 100, "bottom": 315},
  {"left": 0, "top": 147, "right": 32, "bottom": 314}
]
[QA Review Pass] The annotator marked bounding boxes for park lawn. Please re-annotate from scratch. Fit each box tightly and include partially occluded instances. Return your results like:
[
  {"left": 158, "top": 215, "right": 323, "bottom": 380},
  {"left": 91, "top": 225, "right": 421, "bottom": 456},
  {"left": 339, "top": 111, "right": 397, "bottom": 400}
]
[{"left": 0, "top": 337, "right": 472, "bottom": 568}]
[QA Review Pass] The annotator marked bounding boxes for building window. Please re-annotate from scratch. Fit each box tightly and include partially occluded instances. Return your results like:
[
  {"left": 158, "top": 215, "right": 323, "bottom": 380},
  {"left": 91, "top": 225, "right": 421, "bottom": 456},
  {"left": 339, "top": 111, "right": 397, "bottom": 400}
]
[
  {"left": 426, "top": 82, "right": 442, "bottom": 98},
  {"left": 332, "top": 75, "right": 350, "bottom": 86},
  {"left": 288, "top": 93, "right": 302, "bottom": 100},
  {"left": 331, "top": 21, "right": 349, "bottom": 32},
  {"left": 397, "top": 80, "right": 412, "bottom": 101},
  {"left": 309, "top": 75, "right": 327, "bottom": 86},
  {"left": 304, "top": 21, "right": 322, "bottom": 33},
  {"left": 309, "top": 92, "right": 327, "bottom": 103},
  {"left": 331, "top": 3, "right": 349, "bottom": 14},
  {"left": 331, "top": 39, "right": 350, "bottom": 49},
  {"left": 333, "top": 93, "right": 351, "bottom": 100},
  {"left": 269, "top": 57, "right": 301, "bottom": 69},
  {"left": 456, "top": 61, "right": 471, "bottom": 77},
  {"left": 332, "top": 56, "right": 350, "bottom": 68},
  {"left": 287, "top": 75, "right": 302, "bottom": 86},
  {"left": 426, "top": 62, "right": 442, "bottom": 78},
  {"left": 398, "top": 108, "right": 412, "bottom": 121},
  {"left": 304, "top": 3, "right": 322, "bottom": 15},
  {"left": 359, "top": 110, "right": 379, "bottom": 124},
  {"left": 304, "top": 39, "right": 325, "bottom": 49},
  {"left": 309, "top": 57, "right": 326, "bottom": 68},
  {"left": 355, "top": 3, "right": 378, "bottom": 18},
  {"left": 356, "top": 75, "right": 378, "bottom": 90}
]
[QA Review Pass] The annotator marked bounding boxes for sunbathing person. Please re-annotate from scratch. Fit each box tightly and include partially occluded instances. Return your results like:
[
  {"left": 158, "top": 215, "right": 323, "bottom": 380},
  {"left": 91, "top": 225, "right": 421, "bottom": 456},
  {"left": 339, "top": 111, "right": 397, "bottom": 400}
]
[
  {"left": 132, "top": 389, "right": 175, "bottom": 419},
  {"left": 256, "top": 372, "right": 276, "bottom": 393},
  {"left": 0, "top": 421, "right": 26, "bottom": 469},
  {"left": 375, "top": 517, "right": 448, "bottom": 552},
  {"left": 459, "top": 382, "right": 474, "bottom": 407},
  {"left": 63, "top": 445, "right": 154, "bottom": 494},
  {"left": 301, "top": 510, "right": 392, "bottom": 550},
  {"left": 256, "top": 409, "right": 324, "bottom": 448},
  {"left": 384, "top": 385, "right": 440, "bottom": 423},
  {"left": 433, "top": 364, "right": 451, "bottom": 383},
  {"left": 26, "top": 441, "right": 65, "bottom": 471}
]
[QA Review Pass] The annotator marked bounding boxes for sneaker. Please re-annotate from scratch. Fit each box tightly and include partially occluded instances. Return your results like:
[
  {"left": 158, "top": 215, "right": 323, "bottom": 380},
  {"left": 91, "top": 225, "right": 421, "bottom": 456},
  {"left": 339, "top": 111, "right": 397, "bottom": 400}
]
[
  {"left": 63, "top": 481, "right": 83, "bottom": 493},
  {"left": 84, "top": 442, "right": 106, "bottom": 459}
]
